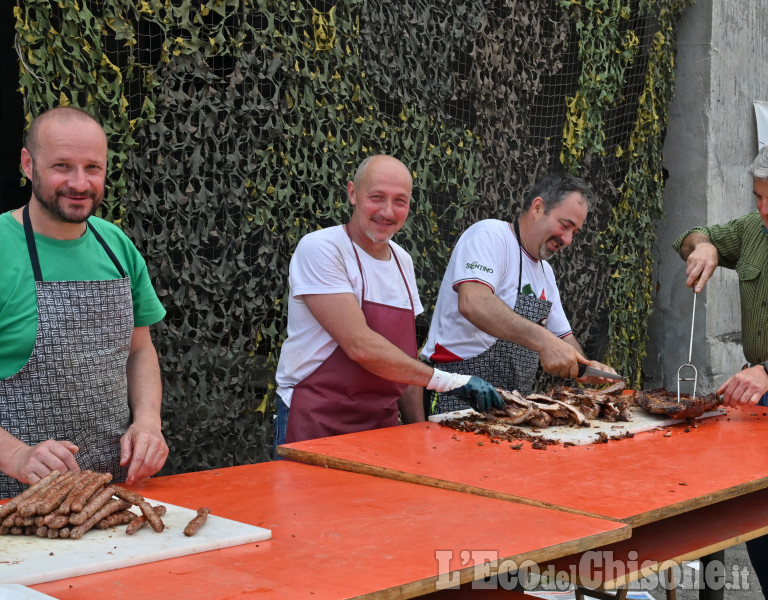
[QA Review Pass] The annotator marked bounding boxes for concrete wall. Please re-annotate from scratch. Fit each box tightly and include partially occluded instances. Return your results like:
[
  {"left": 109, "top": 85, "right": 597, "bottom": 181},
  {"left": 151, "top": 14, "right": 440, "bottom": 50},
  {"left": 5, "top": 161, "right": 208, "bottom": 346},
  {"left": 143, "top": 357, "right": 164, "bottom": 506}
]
[{"left": 645, "top": 0, "right": 768, "bottom": 392}]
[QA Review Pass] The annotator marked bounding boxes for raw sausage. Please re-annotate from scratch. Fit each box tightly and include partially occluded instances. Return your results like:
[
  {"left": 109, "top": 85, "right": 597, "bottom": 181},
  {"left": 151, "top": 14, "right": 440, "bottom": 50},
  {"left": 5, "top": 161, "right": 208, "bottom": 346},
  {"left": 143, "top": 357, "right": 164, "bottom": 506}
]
[
  {"left": 70, "top": 472, "right": 112, "bottom": 513},
  {"left": 125, "top": 505, "right": 166, "bottom": 535},
  {"left": 34, "top": 471, "right": 78, "bottom": 516},
  {"left": 58, "top": 470, "right": 97, "bottom": 515},
  {"left": 68, "top": 485, "right": 116, "bottom": 526},
  {"left": 96, "top": 509, "right": 136, "bottom": 529},
  {"left": 113, "top": 486, "right": 165, "bottom": 533},
  {"left": 0, "top": 471, "right": 60, "bottom": 519},
  {"left": 183, "top": 507, "right": 211, "bottom": 537},
  {"left": 69, "top": 499, "right": 131, "bottom": 540}
]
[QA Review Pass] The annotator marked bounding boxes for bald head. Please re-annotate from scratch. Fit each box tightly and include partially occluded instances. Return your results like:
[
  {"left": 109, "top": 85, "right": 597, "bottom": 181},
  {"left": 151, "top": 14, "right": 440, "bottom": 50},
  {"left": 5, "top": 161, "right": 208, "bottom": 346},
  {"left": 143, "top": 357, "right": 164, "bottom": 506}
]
[
  {"left": 346, "top": 155, "right": 412, "bottom": 257},
  {"left": 20, "top": 106, "right": 108, "bottom": 235},
  {"left": 26, "top": 107, "right": 105, "bottom": 159},
  {"left": 353, "top": 155, "right": 412, "bottom": 194}
]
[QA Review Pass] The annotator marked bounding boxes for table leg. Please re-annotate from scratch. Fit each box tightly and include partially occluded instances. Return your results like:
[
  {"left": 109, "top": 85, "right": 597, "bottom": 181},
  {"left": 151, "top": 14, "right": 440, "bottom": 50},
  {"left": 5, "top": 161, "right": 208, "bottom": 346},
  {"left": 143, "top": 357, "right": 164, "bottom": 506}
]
[
  {"left": 575, "top": 586, "right": 628, "bottom": 600},
  {"left": 666, "top": 566, "right": 677, "bottom": 600},
  {"left": 698, "top": 550, "right": 725, "bottom": 600}
]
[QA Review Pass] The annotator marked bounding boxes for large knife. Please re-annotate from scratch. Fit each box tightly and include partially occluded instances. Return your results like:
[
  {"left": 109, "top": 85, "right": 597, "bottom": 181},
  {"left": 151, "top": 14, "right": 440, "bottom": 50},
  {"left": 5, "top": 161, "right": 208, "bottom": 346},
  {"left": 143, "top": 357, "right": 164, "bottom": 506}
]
[{"left": 577, "top": 364, "right": 624, "bottom": 380}]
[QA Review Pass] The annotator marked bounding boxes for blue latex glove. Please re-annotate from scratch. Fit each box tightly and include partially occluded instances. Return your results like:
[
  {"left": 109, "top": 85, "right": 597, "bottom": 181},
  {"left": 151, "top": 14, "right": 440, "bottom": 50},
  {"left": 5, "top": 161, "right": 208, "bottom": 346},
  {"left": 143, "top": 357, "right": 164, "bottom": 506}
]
[{"left": 453, "top": 376, "right": 504, "bottom": 412}]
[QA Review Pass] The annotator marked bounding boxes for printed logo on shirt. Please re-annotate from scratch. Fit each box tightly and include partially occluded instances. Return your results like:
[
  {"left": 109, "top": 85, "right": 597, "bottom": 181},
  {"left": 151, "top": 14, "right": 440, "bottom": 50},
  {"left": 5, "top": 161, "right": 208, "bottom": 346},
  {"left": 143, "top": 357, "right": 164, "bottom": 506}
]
[
  {"left": 522, "top": 283, "right": 547, "bottom": 301},
  {"left": 466, "top": 261, "right": 493, "bottom": 273}
]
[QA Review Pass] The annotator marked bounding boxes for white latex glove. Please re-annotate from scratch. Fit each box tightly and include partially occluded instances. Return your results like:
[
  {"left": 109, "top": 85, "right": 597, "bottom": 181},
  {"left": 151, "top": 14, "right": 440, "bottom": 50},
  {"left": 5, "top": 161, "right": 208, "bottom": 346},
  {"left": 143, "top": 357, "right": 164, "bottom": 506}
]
[{"left": 427, "top": 368, "right": 471, "bottom": 392}]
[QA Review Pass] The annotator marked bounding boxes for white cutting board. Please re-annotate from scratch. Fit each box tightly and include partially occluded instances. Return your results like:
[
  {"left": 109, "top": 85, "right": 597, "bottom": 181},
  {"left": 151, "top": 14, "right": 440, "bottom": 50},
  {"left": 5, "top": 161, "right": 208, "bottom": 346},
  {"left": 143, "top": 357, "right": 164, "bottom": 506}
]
[
  {"left": 0, "top": 584, "right": 58, "bottom": 599},
  {"left": 429, "top": 406, "right": 726, "bottom": 445},
  {"left": 0, "top": 499, "right": 271, "bottom": 587}
]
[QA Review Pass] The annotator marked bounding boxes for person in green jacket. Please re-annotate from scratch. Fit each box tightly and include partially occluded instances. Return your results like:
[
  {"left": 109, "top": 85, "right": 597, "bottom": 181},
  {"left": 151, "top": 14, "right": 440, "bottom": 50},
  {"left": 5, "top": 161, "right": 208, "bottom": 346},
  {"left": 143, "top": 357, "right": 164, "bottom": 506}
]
[
  {"left": 674, "top": 143, "right": 768, "bottom": 408},
  {"left": 675, "top": 143, "right": 768, "bottom": 600}
]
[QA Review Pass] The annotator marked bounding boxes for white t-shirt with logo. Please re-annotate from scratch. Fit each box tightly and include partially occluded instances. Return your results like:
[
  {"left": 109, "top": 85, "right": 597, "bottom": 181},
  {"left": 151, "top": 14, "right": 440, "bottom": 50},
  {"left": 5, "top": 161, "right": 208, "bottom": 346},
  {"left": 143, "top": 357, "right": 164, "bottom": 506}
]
[
  {"left": 276, "top": 225, "right": 424, "bottom": 406},
  {"left": 421, "top": 219, "right": 571, "bottom": 362}
]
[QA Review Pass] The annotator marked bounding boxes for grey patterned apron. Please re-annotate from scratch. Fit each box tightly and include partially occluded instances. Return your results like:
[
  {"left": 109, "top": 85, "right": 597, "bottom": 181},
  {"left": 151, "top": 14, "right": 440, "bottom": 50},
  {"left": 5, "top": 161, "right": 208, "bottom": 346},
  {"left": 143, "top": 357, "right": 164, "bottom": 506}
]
[
  {"left": 434, "top": 221, "right": 552, "bottom": 413},
  {"left": 0, "top": 206, "right": 133, "bottom": 498}
]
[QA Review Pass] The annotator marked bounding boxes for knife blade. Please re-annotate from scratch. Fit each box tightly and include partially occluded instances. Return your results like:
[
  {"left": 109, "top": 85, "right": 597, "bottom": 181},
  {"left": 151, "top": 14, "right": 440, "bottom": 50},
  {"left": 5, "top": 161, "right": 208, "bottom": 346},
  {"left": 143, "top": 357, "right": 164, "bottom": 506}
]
[{"left": 577, "top": 364, "right": 624, "bottom": 380}]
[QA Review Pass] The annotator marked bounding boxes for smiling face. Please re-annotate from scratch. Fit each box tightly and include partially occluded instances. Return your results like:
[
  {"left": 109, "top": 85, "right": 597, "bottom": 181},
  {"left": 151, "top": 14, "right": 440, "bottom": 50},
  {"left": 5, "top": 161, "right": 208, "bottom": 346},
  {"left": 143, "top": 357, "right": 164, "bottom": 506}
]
[
  {"left": 21, "top": 114, "right": 107, "bottom": 230},
  {"left": 525, "top": 191, "right": 588, "bottom": 260},
  {"left": 347, "top": 156, "right": 412, "bottom": 258}
]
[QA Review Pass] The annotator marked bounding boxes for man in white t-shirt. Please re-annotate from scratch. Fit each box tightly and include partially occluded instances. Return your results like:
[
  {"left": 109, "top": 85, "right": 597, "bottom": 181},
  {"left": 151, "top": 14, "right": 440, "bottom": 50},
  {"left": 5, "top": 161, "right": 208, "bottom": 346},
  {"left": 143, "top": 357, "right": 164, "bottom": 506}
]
[
  {"left": 274, "top": 155, "right": 503, "bottom": 449},
  {"left": 422, "top": 172, "right": 617, "bottom": 413}
]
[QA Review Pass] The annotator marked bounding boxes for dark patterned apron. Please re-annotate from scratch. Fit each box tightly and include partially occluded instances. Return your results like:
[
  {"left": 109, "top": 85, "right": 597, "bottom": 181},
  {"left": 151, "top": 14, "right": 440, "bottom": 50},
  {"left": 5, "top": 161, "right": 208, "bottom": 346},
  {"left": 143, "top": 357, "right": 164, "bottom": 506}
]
[
  {"left": 285, "top": 227, "right": 417, "bottom": 443},
  {"left": 434, "top": 221, "right": 552, "bottom": 413},
  {"left": 0, "top": 206, "right": 133, "bottom": 498}
]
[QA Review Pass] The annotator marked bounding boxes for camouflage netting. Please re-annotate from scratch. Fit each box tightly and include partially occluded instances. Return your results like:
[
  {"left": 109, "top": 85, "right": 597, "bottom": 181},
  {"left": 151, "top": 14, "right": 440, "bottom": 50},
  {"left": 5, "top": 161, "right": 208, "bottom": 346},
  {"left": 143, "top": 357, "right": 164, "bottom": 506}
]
[{"left": 13, "top": 0, "right": 695, "bottom": 474}]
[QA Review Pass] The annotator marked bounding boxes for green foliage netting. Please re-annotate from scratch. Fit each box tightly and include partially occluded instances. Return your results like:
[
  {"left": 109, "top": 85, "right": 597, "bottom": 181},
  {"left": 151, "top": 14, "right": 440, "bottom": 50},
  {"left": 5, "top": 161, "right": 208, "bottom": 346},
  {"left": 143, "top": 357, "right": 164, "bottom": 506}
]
[{"left": 14, "top": 0, "right": 694, "bottom": 474}]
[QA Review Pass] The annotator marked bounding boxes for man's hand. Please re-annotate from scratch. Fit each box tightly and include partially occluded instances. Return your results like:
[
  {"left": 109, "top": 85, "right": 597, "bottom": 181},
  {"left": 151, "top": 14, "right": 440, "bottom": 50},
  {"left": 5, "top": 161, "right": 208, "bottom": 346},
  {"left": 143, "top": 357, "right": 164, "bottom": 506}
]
[
  {"left": 575, "top": 360, "right": 620, "bottom": 385},
  {"left": 717, "top": 365, "right": 768, "bottom": 407},
  {"left": 124, "top": 325, "right": 167, "bottom": 485},
  {"left": 538, "top": 337, "right": 585, "bottom": 379},
  {"left": 120, "top": 419, "right": 168, "bottom": 485},
  {"left": 681, "top": 234, "right": 718, "bottom": 292},
  {"left": 5, "top": 439, "right": 80, "bottom": 484}
]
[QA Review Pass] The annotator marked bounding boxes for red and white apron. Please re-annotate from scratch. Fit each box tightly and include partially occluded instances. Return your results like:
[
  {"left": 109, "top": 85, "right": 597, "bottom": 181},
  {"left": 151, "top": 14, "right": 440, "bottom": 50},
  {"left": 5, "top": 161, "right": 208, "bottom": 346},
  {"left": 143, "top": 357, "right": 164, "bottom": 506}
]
[{"left": 285, "top": 230, "right": 417, "bottom": 443}]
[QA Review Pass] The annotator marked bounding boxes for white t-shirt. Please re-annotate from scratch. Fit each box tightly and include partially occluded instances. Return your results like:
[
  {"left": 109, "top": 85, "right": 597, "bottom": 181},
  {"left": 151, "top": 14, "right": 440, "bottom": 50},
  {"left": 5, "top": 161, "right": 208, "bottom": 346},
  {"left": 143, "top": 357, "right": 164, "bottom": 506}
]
[
  {"left": 421, "top": 219, "right": 571, "bottom": 362},
  {"left": 276, "top": 225, "right": 424, "bottom": 406}
]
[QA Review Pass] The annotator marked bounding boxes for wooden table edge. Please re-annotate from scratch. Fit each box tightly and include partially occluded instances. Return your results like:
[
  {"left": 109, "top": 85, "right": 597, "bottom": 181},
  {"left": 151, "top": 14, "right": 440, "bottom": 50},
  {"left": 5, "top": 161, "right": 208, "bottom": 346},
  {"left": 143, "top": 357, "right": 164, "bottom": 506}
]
[
  {"left": 350, "top": 527, "right": 632, "bottom": 600},
  {"left": 280, "top": 446, "right": 768, "bottom": 528},
  {"left": 544, "top": 526, "right": 768, "bottom": 590}
]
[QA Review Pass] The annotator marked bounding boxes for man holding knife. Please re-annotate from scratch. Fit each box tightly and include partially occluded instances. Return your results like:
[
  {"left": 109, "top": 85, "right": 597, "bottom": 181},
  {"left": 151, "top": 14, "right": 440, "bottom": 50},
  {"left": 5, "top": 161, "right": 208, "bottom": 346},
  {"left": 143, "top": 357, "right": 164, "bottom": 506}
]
[{"left": 422, "top": 172, "right": 618, "bottom": 413}]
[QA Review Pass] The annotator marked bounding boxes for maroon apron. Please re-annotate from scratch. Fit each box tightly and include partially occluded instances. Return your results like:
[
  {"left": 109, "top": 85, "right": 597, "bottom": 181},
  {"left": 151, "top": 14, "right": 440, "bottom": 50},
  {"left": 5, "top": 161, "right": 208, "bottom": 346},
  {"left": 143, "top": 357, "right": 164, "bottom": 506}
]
[{"left": 285, "top": 233, "right": 417, "bottom": 443}]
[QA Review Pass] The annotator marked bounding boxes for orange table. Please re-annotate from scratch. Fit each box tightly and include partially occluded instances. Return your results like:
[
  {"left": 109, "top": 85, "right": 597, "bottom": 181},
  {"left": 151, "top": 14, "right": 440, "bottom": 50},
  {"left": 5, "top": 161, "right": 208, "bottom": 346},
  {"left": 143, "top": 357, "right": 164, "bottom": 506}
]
[
  {"left": 547, "top": 487, "right": 768, "bottom": 591},
  {"left": 25, "top": 461, "right": 628, "bottom": 600},
  {"left": 278, "top": 408, "right": 768, "bottom": 526}
]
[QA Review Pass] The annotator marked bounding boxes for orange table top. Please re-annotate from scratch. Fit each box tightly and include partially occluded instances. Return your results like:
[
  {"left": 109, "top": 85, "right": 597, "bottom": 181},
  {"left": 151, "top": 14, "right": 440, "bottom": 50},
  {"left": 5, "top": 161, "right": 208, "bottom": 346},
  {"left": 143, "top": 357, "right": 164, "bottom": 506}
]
[
  {"left": 26, "top": 461, "right": 628, "bottom": 600},
  {"left": 279, "top": 407, "right": 768, "bottom": 526}
]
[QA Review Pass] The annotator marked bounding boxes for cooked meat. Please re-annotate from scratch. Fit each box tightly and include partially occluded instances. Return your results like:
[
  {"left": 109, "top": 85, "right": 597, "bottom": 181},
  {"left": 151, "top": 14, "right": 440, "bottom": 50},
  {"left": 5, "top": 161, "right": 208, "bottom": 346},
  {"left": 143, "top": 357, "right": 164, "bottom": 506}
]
[
  {"left": 527, "top": 394, "right": 589, "bottom": 426},
  {"left": 497, "top": 388, "right": 528, "bottom": 406},
  {"left": 614, "top": 398, "right": 633, "bottom": 421},
  {"left": 551, "top": 380, "right": 626, "bottom": 399},
  {"left": 564, "top": 396, "right": 601, "bottom": 420},
  {"left": 495, "top": 385, "right": 625, "bottom": 427},
  {"left": 597, "top": 380, "right": 627, "bottom": 395},
  {"left": 490, "top": 403, "right": 538, "bottom": 425},
  {"left": 634, "top": 389, "right": 722, "bottom": 419},
  {"left": 497, "top": 388, "right": 551, "bottom": 426},
  {"left": 439, "top": 382, "right": 719, "bottom": 447},
  {"left": 528, "top": 411, "right": 553, "bottom": 428}
]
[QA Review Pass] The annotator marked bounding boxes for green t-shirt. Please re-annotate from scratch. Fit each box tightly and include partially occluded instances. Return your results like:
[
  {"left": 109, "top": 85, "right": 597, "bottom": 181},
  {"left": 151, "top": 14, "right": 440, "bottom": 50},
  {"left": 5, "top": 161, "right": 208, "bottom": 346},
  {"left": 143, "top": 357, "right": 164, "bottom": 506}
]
[
  {"left": 0, "top": 211, "right": 166, "bottom": 379},
  {"left": 673, "top": 211, "right": 768, "bottom": 364}
]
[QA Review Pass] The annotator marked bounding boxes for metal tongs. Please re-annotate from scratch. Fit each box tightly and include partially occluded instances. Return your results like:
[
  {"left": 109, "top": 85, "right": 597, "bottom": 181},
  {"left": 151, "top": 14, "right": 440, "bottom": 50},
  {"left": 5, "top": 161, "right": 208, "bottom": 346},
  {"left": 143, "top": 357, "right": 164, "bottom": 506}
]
[{"left": 677, "top": 289, "right": 698, "bottom": 402}]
